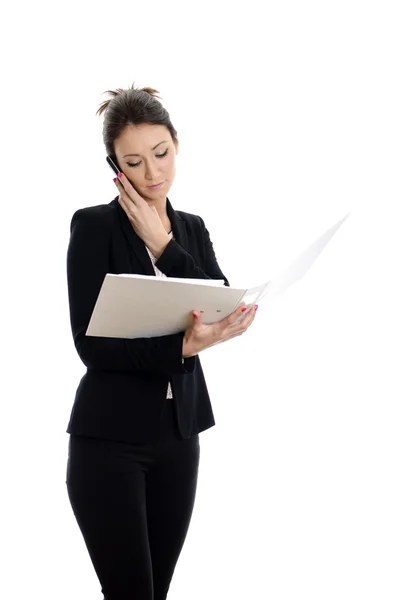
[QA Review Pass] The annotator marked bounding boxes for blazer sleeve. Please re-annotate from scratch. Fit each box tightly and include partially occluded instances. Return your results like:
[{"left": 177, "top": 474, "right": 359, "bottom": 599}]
[
  {"left": 66, "top": 208, "right": 196, "bottom": 374},
  {"left": 155, "top": 216, "right": 230, "bottom": 286}
]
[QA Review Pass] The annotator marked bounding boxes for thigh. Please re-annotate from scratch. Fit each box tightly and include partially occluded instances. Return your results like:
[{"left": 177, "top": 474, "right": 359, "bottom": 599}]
[
  {"left": 146, "top": 431, "right": 200, "bottom": 600},
  {"left": 66, "top": 434, "right": 154, "bottom": 600}
]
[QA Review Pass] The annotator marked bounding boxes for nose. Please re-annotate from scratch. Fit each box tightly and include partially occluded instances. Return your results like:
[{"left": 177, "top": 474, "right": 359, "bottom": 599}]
[{"left": 144, "top": 160, "right": 161, "bottom": 182}]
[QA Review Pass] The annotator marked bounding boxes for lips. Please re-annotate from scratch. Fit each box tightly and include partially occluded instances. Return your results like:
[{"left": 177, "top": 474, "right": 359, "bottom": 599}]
[{"left": 148, "top": 181, "right": 164, "bottom": 189}]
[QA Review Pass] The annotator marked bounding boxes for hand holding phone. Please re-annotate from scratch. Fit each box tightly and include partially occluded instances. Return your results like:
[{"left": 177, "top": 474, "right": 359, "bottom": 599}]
[{"left": 106, "top": 154, "right": 170, "bottom": 252}]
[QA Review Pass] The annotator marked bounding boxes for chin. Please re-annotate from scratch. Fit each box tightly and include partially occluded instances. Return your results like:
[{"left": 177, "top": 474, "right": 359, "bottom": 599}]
[
  {"left": 152, "top": 183, "right": 171, "bottom": 197},
  {"left": 143, "top": 193, "right": 165, "bottom": 203}
]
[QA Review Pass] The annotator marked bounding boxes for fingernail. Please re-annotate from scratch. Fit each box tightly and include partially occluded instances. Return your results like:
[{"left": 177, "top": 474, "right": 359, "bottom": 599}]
[
  {"left": 193, "top": 313, "right": 198, "bottom": 318},
  {"left": 113, "top": 177, "right": 117, "bottom": 183},
  {"left": 117, "top": 172, "right": 123, "bottom": 178},
  {"left": 254, "top": 305, "right": 258, "bottom": 311},
  {"left": 241, "top": 307, "right": 247, "bottom": 312}
]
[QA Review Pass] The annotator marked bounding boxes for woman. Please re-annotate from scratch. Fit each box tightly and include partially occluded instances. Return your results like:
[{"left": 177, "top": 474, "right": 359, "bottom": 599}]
[{"left": 65, "top": 83, "right": 258, "bottom": 600}]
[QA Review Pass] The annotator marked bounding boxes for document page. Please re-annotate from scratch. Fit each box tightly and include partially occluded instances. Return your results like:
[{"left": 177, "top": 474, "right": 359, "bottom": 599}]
[{"left": 86, "top": 212, "right": 350, "bottom": 339}]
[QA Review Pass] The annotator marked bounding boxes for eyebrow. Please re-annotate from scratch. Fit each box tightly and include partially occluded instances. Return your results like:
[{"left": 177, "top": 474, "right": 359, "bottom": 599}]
[{"left": 123, "top": 140, "right": 168, "bottom": 158}]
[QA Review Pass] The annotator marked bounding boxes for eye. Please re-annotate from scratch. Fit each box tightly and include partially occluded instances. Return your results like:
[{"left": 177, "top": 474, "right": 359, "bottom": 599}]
[
  {"left": 157, "top": 149, "right": 168, "bottom": 159},
  {"left": 127, "top": 148, "right": 169, "bottom": 168}
]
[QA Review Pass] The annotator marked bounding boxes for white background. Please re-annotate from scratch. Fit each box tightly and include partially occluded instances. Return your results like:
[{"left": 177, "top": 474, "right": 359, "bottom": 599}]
[{"left": 1, "top": 1, "right": 396, "bottom": 598}]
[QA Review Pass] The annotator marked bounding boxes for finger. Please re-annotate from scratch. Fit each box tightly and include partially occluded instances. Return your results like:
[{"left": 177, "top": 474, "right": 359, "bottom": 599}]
[
  {"left": 113, "top": 177, "right": 125, "bottom": 198},
  {"left": 117, "top": 193, "right": 128, "bottom": 213},
  {"left": 114, "top": 179, "right": 137, "bottom": 216},
  {"left": 223, "top": 312, "right": 255, "bottom": 341},
  {"left": 223, "top": 305, "right": 248, "bottom": 326},
  {"left": 240, "top": 304, "right": 257, "bottom": 324},
  {"left": 114, "top": 176, "right": 128, "bottom": 197},
  {"left": 114, "top": 183, "right": 127, "bottom": 208},
  {"left": 242, "top": 304, "right": 257, "bottom": 316},
  {"left": 240, "top": 306, "right": 258, "bottom": 331},
  {"left": 245, "top": 307, "right": 257, "bottom": 326},
  {"left": 223, "top": 305, "right": 255, "bottom": 332},
  {"left": 211, "top": 304, "right": 257, "bottom": 345},
  {"left": 117, "top": 172, "right": 143, "bottom": 206}
]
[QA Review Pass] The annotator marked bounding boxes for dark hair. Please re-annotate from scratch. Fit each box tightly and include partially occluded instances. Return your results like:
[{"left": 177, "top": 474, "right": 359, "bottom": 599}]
[{"left": 96, "top": 82, "right": 178, "bottom": 158}]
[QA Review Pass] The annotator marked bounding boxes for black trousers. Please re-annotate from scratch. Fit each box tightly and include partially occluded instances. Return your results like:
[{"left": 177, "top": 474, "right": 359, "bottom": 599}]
[{"left": 66, "top": 397, "right": 200, "bottom": 600}]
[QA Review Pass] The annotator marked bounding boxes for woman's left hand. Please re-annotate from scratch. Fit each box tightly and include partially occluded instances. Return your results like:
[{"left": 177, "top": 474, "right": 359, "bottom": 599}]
[{"left": 114, "top": 174, "right": 170, "bottom": 257}]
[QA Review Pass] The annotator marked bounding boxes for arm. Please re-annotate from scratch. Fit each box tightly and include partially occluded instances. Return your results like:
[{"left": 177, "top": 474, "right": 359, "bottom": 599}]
[
  {"left": 67, "top": 208, "right": 196, "bottom": 374},
  {"left": 155, "top": 216, "right": 230, "bottom": 286}
]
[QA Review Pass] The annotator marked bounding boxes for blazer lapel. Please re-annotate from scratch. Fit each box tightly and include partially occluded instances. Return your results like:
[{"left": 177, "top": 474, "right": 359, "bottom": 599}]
[
  {"left": 166, "top": 197, "right": 187, "bottom": 248},
  {"left": 112, "top": 196, "right": 187, "bottom": 276}
]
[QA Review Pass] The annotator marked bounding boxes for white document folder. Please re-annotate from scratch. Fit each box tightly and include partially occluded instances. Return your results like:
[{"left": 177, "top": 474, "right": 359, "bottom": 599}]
[{"left": 86, "top": 212, "right": 350, "bottom": 339}]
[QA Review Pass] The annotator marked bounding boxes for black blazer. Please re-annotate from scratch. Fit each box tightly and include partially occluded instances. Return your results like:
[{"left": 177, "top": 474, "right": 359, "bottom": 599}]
[{"left": 66, "top": 195, "right": 230, "bottom": 444}]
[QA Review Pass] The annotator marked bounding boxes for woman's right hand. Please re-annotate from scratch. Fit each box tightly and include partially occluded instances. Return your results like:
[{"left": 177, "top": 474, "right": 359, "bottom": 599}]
[{"left": 182, "top": 304, "right": 258, "bottom": 358}]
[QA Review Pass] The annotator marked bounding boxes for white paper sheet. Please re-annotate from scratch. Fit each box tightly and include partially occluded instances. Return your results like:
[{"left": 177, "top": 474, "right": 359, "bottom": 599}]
[{"left": 85, "top": 212, "right": 350, "bottom": 339}]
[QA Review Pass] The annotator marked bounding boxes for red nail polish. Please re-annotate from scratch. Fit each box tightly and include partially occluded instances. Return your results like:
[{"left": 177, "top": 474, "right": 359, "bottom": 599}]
[
  {"left": 241, "top": 307, "right": 247, "bottom": 312},
  {"left": 117, "top": 172, "right": 123, "bottom": 178},
  {"left": 113, "top": 177, "right": 117, "bottom": 182},
  {"left": 254, "top": 305, "right": 258, "bottom": 311}
]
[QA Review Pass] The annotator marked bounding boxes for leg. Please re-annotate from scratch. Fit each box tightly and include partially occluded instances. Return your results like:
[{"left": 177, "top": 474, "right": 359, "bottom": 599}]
[
  {"left": 146, "top": 425, "right": 201, "bottom": 600},
  {"left": 66, "top": 435, "right": 154, "bottom": 600}
]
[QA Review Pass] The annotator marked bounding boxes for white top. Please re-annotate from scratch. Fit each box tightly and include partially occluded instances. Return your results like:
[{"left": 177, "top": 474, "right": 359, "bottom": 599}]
[{"left": 145, "top": 231, "right": 175, "bottom": 399}]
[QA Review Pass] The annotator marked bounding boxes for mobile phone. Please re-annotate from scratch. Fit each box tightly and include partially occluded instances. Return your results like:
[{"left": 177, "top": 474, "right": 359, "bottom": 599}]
[
  {"left": 106, "top": 155, "right": 139, "bottom": 193},
  {"left": 106, "top": 155, "right": 122, "bottom": 178}
]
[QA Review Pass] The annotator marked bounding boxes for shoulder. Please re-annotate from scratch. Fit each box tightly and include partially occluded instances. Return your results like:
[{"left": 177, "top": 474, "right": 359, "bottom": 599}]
[
  {"left": 173, "top": 208, "right": 206, "bottom": 231},
  {"left": 69, "top": 198, "right": 118, "bottom": 233}
]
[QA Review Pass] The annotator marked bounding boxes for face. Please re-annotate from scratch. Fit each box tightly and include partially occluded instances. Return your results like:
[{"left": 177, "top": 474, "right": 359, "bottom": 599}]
[{"left": 113, "top": 123, "right": 179, "bottom": 206}]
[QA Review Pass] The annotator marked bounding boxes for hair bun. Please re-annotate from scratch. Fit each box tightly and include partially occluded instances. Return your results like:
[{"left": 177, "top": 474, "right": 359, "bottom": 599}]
[{"left": 140, "top": 86, "right": 162, "bottom": 100}]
